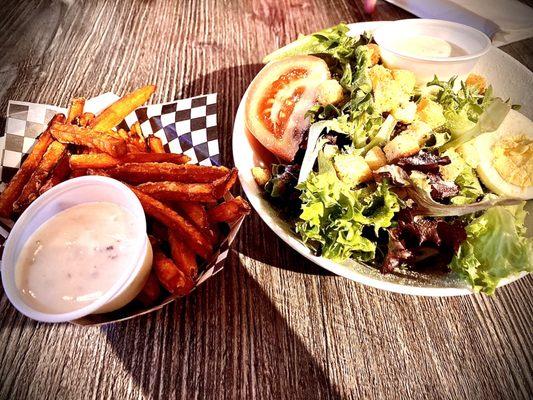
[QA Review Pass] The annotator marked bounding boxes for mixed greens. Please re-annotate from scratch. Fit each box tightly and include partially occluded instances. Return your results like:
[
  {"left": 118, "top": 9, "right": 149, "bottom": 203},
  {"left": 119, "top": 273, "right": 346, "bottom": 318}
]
[{"left": 256, "top": 24, "right": 532, "bottom": 293}]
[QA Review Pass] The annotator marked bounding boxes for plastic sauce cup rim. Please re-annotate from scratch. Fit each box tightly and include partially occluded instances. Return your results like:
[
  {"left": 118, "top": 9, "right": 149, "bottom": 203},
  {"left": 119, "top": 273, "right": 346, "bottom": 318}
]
[{"left": 1, "top": 176, "right": 148, "bottom": 323}]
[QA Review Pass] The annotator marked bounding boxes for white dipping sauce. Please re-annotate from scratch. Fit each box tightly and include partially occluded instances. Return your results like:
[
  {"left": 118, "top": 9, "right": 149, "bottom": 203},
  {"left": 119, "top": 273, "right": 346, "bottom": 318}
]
[
  {"left": 392, "top": 35, "right": 465, "bottom": 58},
  {"left": 15, "top": 202, "right": 143, "bottom": 314}
]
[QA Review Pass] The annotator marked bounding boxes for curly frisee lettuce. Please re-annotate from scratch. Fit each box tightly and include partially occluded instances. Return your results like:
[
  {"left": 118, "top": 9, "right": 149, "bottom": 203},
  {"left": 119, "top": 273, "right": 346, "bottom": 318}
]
[
  {"left": 450, "top": 204, "right": 533, "bottom": 294},
  {"left": 295, "top": 167, "right": 399, "bottom": 262}
]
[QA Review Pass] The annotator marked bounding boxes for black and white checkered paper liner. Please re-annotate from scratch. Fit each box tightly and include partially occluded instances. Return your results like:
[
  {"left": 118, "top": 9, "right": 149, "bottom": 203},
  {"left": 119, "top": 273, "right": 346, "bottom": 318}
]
[{"left": 0, "top": 93, "right": 242, "bottom": 323}]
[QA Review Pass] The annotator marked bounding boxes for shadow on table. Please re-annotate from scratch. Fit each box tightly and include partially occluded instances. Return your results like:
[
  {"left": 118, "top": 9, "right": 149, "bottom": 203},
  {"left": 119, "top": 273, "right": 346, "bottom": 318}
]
[
  {"left": 182, "top": 64, "right": 332, "bottom": 277},
  {"left": 102, "top": 251, "right": 341, "bottom": 399}
]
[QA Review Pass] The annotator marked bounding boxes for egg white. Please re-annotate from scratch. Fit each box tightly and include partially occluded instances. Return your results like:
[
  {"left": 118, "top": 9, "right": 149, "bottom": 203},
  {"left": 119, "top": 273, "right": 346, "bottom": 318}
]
[{"left": 475, "top": 109, "right": 533, "bottom": 200}]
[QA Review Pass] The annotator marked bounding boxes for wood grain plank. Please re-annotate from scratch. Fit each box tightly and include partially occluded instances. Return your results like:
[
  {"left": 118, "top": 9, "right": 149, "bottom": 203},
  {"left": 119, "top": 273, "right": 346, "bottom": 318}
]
[{"left": 0, "top": 0, "right": 532, "bottom": 399}]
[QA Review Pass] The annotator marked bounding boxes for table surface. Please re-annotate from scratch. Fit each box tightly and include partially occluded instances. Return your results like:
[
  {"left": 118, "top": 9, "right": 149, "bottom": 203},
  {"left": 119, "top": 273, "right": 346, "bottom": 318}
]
[{"left": 0, "top": 1, "right": 532, "bottom": 399}]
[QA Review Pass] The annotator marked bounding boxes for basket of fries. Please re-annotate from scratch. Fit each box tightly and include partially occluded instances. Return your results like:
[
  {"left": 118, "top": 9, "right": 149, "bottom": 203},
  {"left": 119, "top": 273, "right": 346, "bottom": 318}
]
[{"left": 0, "top": 86, "right": 250, "bottom": 325}]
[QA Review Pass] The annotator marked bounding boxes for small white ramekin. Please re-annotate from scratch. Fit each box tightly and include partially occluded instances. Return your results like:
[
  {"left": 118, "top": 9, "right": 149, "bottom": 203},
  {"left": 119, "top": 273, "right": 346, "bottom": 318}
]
[
  {"left": 374, "top": 19, "right": 491, "bottom": 83},
  {"left": 1, "top": 176, "right": 153, "bottom": 323}
]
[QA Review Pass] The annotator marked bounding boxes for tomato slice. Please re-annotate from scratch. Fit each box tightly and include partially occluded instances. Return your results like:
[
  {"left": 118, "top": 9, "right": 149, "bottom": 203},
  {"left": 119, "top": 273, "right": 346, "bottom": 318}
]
[{"left": 245, "top": 56, "right": 330, "bottom": 162}]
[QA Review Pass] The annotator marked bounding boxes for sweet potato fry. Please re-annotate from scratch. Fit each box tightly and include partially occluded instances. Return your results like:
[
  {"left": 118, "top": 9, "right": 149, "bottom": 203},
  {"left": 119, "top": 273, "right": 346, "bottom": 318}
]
[
  {"left": 168, "top": 230, "right": 198, "bottom": 279},
  {"left": 121, "top": 152, "right": 190, "bottom": 164},
  {"left": 149, "top": 221, "right": 168, "bottom": 242},
  {"left": 78, "top": 112, "right": 95, "bottom": 127},
  {"left": 70, "top": 169, "right": 87, "bottom": 178},
  {"left": 116, "top": 128, "right": 130, "bottom": 141},
  {"left": 129, "top": 122, "right": 148, "bottom": 152},
  {"left": 66, "top": 98, "right": 85, "bottom": 124},
  {"left": 152, "top": 246, "right": 194, "bottom": 296},
  {"left": 0, "top": 114, "right": 64, "bottom": 217},
  {"left": 221, "top": 168, "right": 238, "bottom": 197},
  {"left": 147, "top": 135, "right": 165, "bottom": 153},
  {"left": 137, "top": 181, "right": 220, "bottom": 202},
  {"left": 105, "top": 163, "right": 229, "bottom": 184},
  {"left": 39, "top": 152, "right": 71, "bottom": 195},
  {"left": 129, "top": 186, "right": 213, "bottom": 259},
  {"left": 174, "top": 202, "right": 217, "bottom": 244},
  {"left": 135, "top": 271, "right": 162, "bottom": 306},
  {"left": 14, "top": 141, "right": 67, "bottom": 212},
  {"left": 89, "top": 85, "right": 156, "bottom": 132},
  {"left": 69, "top": 153, "right": 120, "bottom": 169},
  {"left": 207, "top": 197, "right": 251, "bottom": 224},
  {"left": 50, "top": 122, "right": 127, "bottom": 158},
  {"left": 176, "top": 202, "right": 210, "bottom": 231}
]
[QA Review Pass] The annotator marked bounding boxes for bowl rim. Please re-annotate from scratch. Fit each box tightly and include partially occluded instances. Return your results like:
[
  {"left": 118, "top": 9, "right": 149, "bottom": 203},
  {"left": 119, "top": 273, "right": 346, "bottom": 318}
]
[
  {"left": 1, "top": 176, "right": 149, "bottom": 322},
  {"left": 373, "top": 18, "right": 492, "bottom": 63}
]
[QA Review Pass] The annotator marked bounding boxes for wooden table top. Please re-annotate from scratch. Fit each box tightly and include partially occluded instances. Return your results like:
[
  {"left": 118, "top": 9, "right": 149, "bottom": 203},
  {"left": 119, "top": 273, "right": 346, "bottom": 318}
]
[{"left": 0, "top": 1, "right": 532, "bottom": 399}]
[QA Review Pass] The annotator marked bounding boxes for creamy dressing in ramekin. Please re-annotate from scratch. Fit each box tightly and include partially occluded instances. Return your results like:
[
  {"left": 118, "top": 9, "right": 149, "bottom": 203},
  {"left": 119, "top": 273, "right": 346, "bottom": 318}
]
[{"left": 15, "top": 202, "right": 144, "bottom": 314}]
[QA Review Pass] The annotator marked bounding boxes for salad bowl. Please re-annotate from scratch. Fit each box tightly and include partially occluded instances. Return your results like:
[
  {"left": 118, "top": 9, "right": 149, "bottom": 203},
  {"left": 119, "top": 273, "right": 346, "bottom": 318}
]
[{"left": 233, "top": 21, "right": 532, "bottom": 296}]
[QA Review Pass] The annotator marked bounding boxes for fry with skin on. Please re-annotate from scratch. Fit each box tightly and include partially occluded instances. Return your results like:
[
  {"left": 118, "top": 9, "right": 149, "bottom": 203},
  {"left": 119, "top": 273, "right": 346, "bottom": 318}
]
[
  {"left": 0, "top": 113, "right": 63, "bottom": 217},
  {"left": 69, "top": 153, "right": 120, "bottom": 169},
  {"left": 152, "top": 244, "right": 194, "bottom": 295},
  {"left": 207, "top": 197, "right": 251, "bottom": 224},
  {"left": 39, "top": 152, "right": 71, "bottom": 195},
  {"left": 50, "top": 122, "right": 127, "bottom": 158},
  {"left": 135, "top": 271, "right": 162, "bottom": 306},
  {"left": 168, "top": 230, "right": 198, "bottom": 279},
  {"left": 89, "top": 85, "right": 156, "bottom": 132},
  {"left": 129, "top": 186, "right": 213, "bottom": 259},
  {"left": 137, "top": 181, "right": 222, "bottom": 203},
  {"left": 78, "top": 112, "right": 95, "bottom": 127},
  {"left": 106, "top": 163, "right": 229, "bottom": 184},
  {"left": 14, "top": 141, "right": 67, "bottom": 212},
  {"left": 66, "top": 98, "right": 85, "bottom": 124},
  {"left": 147, "top": 135, "right": 165, "bottom": 153}
]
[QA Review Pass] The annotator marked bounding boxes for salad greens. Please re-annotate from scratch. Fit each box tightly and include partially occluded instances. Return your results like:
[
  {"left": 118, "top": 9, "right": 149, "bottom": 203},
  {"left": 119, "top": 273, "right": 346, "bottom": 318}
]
[
  {"left": 450, "top": 204, "right": 533, "bottom": 294},
  {"left": 427, "top": 76, "right": 494, "bottom": 136},
  {"left": 296, "top": 152, "right": 399, "bottom": 261},
  {"left": 259, "top": 23, "right": 531, "bottom": 294}
]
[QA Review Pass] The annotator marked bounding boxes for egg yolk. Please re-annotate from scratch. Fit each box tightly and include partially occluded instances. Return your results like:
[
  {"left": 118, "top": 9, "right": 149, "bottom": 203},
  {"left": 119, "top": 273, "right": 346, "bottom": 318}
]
[{"left": 492, "top": 135, "right": 533, "bottom": 187}]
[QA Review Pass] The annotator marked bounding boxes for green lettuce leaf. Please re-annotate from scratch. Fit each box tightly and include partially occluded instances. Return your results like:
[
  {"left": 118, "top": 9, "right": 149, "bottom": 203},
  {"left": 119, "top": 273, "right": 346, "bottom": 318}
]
[
  {"left": 295, "top": 160, "right": 400, "bottom": 262},
  {"left": 450, "top": 204, "right": 533, "bottom": 294},
  {"left": 263, "top": 23, "right": 367, "bottom": 64},
  {"left": 440, "top": 150, "right": 484, "bottom": 204}
]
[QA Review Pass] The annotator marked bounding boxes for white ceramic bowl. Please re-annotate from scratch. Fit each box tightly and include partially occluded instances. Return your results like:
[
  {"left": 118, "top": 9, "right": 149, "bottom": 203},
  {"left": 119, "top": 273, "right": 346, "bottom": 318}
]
[
  {"left": 373, "top": 19, "right": 491, "bottom": 83},
  {"left": 232, "top": 21, "right": 532, "bottom": 296},
  {"left": 1, "top": 176, "right": 153, "bottom": 322}
]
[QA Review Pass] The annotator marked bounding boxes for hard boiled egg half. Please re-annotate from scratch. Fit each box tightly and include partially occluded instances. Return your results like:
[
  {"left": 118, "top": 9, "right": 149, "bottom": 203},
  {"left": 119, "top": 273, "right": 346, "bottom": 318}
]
[{"left": 474, "top": 110, "right": 533, "bottom": 200}]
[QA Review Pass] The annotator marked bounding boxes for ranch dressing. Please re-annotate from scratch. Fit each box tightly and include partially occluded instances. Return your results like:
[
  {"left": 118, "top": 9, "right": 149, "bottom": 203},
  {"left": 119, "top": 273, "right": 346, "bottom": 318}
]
[
  {"left": 15, "top": 202, "right": 143, "bottom": 314},
  {"left": 392, "top": 35, "right": 466, "bottom": 58}
]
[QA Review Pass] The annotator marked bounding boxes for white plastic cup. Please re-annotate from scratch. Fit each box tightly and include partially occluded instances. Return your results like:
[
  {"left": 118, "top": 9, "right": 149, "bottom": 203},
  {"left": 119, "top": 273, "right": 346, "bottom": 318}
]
[
  {"left": 1, "top": 176, "right": 153, "bottom": 323},
  {"left": 373, "top": 19, "right": 491, "bottom": 83}
]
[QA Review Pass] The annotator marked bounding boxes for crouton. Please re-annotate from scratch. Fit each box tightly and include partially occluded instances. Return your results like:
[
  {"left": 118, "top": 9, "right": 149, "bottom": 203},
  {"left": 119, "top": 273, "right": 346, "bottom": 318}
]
[
  {"left": 383, "top": 133, "right": 420, "bottom": 162},
  {"left": 368, "top": 65, "right": 393, "bottom": 89},
  {"left": 391, "top": 69, "right": 416, "bottom": 95},
  {"left": 364, "top": 146, "right": 387, "bottom": 170},
  {"left": 364, "top": 44, "right": 381, "bottom": 66},
  {"left": 403, "top": 120, "right": 433, "bottom": 145},
  {"left": 370, "top": 65, "right": 412, "bottom": 114},
  {"left": 465, "top": 74, "right": 487, "bottom": 94},
  {"left": 333, "top": 154, "right": 373, "bottom": 186},
  {"left": 317, "top": 79, "right": 344, "bottom": 106},
  {"left": 416, "top": 97, "right": 446, "bottom": 129},
  {"left": 391, "top": 101, "right": 417, "bottom": 123},
  {"left": 252, "top": 167, "right": 271, "bottom": 187}
]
